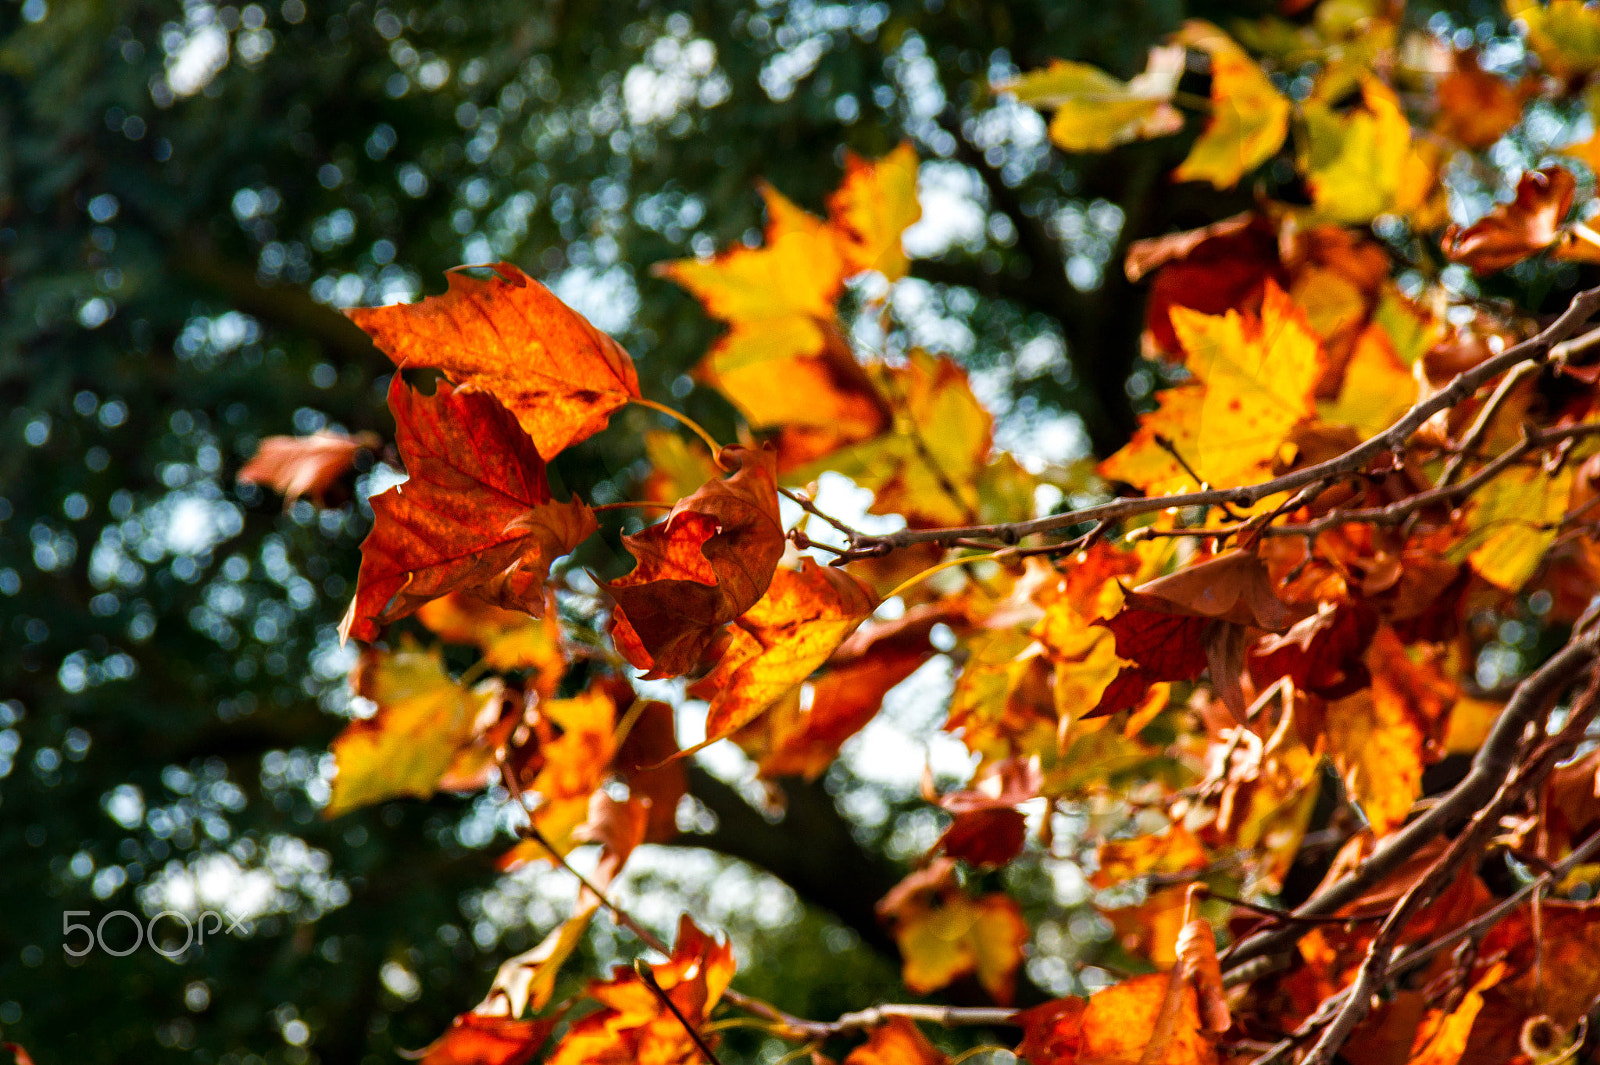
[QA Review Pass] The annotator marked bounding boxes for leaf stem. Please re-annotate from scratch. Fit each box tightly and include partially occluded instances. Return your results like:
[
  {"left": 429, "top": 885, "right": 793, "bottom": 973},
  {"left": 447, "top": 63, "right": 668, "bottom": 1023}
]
[
  {"left": 630, "top": 397, "right": 729, "bottom": 469},
  {"left": 881, "top": 550, "right": 1005, "bottom": 603}
]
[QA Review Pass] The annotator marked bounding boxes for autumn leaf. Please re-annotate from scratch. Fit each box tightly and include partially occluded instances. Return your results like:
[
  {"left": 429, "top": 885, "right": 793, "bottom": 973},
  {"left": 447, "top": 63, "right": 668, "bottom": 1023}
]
[
  {"left": 1456, "top": 901, "right": 1600, "bottom": 1065},
  {"left": 1014, "top": 974, "right": 1218, "bottom": 1065},
  {"left": 604, "top": 444, "right": 785, "bottom": 678},
  {"left": 1090, "top": 550, "right": 1306, "bottom": 718},
  {"left": 1005, "top": 46, "right": 1186, "bottom": 152},
  {"left": 340, "top": 378, "right": 597, "bottom": 644},
  {"left": 933, "top": 757, "right": 1042, "bottom": 869},
  {"left": 688, "top": 559, "right": 877, "bottom": 747},
  {"left": 877, "top": 859, "right": 1030, "bottom": 1002},
  {"left": 1405, "top": 963, "right": 1505, "bottom": 1065},
  {"left": 1316, "top": 323, "right": 1417, "bottom": 441},
  {"left": 328, "top": 644, "right": 501, "bottom": 817},
  {"left": 545, "top": 916, "right": 736, "bottom": 1065},
  {"left": 346, "top": 262, "right": 639, "bottom": 459},
  {"left": 1300, "top": 78, "right": 1412, "bottom": 225},
  {"left": 1091, "top": 823, "right": 1209, "bottom": 889},
  {"left": 497, "top": 685, "right": 620, "bottom": 865},
  {"left": 812, "top": 350, "right": 993, "bottom": 527},
  {"left": 842, "top": 1018, "right": 950, "bottom": 1065},
  {"left": 828, "top": 142, "right": 922, "bottom": 281},
  {"left": 614, "top": 699, "right": 686, "bottom": 843},
  {"left": 742, "top": 600, "right": 965, "bottom": 779},
  {"left": 1442, "top": 167, "right": 1576, "bottom": 275},
  {"left": 1102, "top": 282, "right": 1321, "bottom": 496},
  {"left": 405, "top": 1012, "right": 558, "bottom": 1065},
  {"left": 1126, "top": 213, "right": 1284, "bottom": 358},
  {"left": 1176, "top": 281, "right": 1322, "bottom": 490},
  {"left": 416, "top": 591, "right": 567, "bottom": 690},
  {"left": 1434, "top": 50, "right": 1528, "bottom": 150},
  {"left": 1249, "top": 602, "right": 1379, "bottom": 700},
  {"left": 1510, "top": 0, "right": 1600, "bottom": 78},
  {"left": 1171, "top": 22, "right": 1291, "bottom": 189},
  {"left": 238, "top": 429, "right": 378, "bottom": 507},
  {"left": 1456, "top": 460, "right": 1575, "bottom": 591}
]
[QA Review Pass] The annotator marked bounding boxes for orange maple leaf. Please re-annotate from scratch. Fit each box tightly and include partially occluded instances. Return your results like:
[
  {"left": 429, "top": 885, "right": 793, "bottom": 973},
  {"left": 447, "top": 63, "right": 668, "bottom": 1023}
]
[
  {"left": 406, "top": 1012, "right": 558, "bottom": 1065},
  {"left": 1014, "top": 974, "right": 1219, "bottom": 1065},
  {"left": 545, "top": 916, "right": 736, "bottom": 1065},
  {"left": 877, "top": 858, "right": 1029, "bottom": 1003},
  {"left": 346, "top": 262, "right": 639, "bottom": 459},
  {"left": 828, "top": 142, "right": 922, "bottom": 281},
  {"left": 1442, "top": 167, "right": 1575, "bottom": 275},
  {"left": 341, "top": 378, "right": 597, "bottom": 644},
  {"left": 604, "top": 444, "right": 785, "bottom": 678},
  {"left": 237, "top": 429, "right": 379, "bottom": 507},
  {"left": 689, "top": 558, "right": 878, "bottom": 747},
  {"left": 742, "top": 600, "right": 965, "bottom": 779},
  {"left": 842, "top": 1017, "right": 950, "bottom": 1065}
]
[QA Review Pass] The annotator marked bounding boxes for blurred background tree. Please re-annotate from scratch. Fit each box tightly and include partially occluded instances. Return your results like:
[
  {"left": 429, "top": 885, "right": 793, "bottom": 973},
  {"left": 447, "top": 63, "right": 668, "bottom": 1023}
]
[{"left": 0, "top": 0, "right": 1499, "bottom": 1061}]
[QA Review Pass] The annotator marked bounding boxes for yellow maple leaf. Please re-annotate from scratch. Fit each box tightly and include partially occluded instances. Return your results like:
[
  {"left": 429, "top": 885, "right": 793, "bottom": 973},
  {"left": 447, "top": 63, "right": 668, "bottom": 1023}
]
[
  {"left": 1407, "top": 963, "right": 1507, "bottom": 1065},
  {"left": 1512, "top": 0, "right": 1600, "bottom": 78},
  {"left": 1005, "top": 47, "right": 1186, "bottom": 152},
  {"left": 1175, "top": 281, "right": 1323, "bottom": 489},
  {"left": 1458, "top": 462, "right": 1575, "bottom": 592},
  {"left": 1098, "top": 385, "right": 1207, "bottom": 496},
  {"left": 1317, "top": 323, "right": 1417, "bottom": 440},
  {"left": 1091, "top": 823, "right": 1210, "bottom": 888},
  {"left": 1326, "top": 683, "right": 1424, "bottom": 838},
  {"left": 828, "top": 141, "right": 922, "bottom": 281},
  {"left": 415, "top": 592, "right": 567, "bottom": 691},
  {"left": 1300, "top": 77, "right": 1412, "bottom": 225},
  {"left": 328, "top": 644, "right": 499, "bottom": 817},
  {"left": 1172, "top": 22, "right": 1291, "bottom": 189},
  {"left": 659, "top": 183, "right": 844, "bottom": 325},
  {"left": 895, "top": 891, "right": 1029, "bottom": 1001},
  {"left": 812, "top": 350, "right": 994, "bottom": 526}
]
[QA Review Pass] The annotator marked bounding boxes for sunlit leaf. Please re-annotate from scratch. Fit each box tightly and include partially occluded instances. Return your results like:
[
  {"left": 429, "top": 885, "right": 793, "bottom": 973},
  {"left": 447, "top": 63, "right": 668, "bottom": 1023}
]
[
  {"left": 346, "top": 262, "right": 639, "bottom": 459},
  {"left": 1006, "top": 47, "right": 1186, "bottom": 152},
  {"left": 341, "top": 378, "right": 596, "bottom": 643},
  {"left": 1171, "top": 22, "right": 1291, "bottom": 189}
]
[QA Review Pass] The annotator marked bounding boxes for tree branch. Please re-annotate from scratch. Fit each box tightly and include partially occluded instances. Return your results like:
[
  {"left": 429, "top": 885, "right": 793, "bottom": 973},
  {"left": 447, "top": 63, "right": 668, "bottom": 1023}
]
[
  {"left": 1222, "top": 625, "right": 1600, "bottom": 980},
  {"left": 833, "top": 284, "right": 1600, "bottom": 560}
]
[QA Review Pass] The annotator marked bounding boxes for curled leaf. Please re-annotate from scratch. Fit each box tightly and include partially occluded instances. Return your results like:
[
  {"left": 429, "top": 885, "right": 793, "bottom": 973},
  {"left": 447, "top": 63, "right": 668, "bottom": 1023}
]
[
  {"left": 346, "top": 262, "right": 639, "bottom": 459},
  {"left": 341, "top": 378, "right": 596, "bottom": 644},
  {"left": 604, "top": 444, "right": 785, "bottom": 678},
  {"left": 1442, "top": 167, "right": 1575, "bottom": 275}
]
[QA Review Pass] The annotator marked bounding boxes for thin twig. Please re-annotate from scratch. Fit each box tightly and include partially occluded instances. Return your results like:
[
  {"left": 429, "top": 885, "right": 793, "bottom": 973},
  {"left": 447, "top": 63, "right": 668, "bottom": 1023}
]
[
  {"left": 1224, "top": 628, "right": 1600, "bottom": 978},
  {"left": 1246, "top": 824, "right": 1600, "bottom": 1065},
  {"left": 635, "top": 960, "right": 726, "bottom": 1065},
  {"left": 1437, "top": 359, "right": 1540, "bottom": 488}
]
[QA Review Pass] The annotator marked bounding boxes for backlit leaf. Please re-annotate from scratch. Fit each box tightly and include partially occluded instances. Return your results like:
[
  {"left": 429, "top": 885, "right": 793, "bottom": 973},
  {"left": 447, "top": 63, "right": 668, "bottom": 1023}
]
[
  {"left": 1006, "top": 47, "right": 1186, "bottom": 152},
  {"left": 346, "top": 262, "right": 639, "bottom": 459},
  {"left": 1171, "top": 22, "right": 1291, "bottom": 189},
  {"left": 237, "top": 429, "right": 378, "bottom": 507},
  {"left": 842, "top": 1018, "right": 950, "bottom": 1065},
  {"left": 689, "top": 558, "right": 878, "bottom": 747},
  {"left": 341, "top": 378, "right": 596, "bottom": 644},
  {"left": 1442, "top": 167, "right": 1575, "bottom": 275},
  {"left": 604, "top": 444, "right": 785, "bottom": 678},
  {"left": 328, "top": 644, "right": 500, "bottom": 817},
  {"left": 828, "top": 142, "right": 922, "bottom": 281},
  {"left": 1301, "top": 78, "right": 1411, "bottom": 225}
]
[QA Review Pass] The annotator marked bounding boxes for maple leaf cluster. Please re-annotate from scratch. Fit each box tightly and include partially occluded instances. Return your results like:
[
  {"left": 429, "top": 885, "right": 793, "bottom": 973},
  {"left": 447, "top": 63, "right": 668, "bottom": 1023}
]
[{"left": 237, "top": 6, "right": 1600, "bottom": 1063}]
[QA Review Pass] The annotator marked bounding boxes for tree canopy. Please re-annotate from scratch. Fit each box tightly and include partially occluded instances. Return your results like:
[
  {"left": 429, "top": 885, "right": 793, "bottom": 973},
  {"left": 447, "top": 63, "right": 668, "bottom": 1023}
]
[{"left": 16, "top": 3, "right": 1600, "bottom": 1065}]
